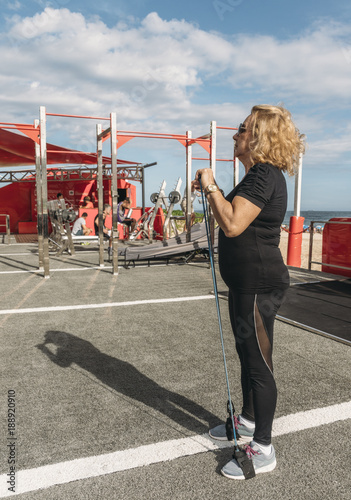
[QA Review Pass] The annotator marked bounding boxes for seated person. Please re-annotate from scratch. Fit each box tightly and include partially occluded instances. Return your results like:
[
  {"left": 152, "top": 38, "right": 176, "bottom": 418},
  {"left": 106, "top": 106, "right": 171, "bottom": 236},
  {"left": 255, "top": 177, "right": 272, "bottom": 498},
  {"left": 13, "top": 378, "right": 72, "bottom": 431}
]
[
  {"left": 94, "top": 204, "right": 111, "bottom": 237},
  {"left": 72, "top": 213, "right": 93, "bottom": 236},
  {"left": 94, "top": 204, "right": 112, "bottom": 259},
  {"left": 79, "top": 196, "right": 94, "bottom": 209},
  {"left": 117, "top": 198, "right": 136, "bottom": 237}
]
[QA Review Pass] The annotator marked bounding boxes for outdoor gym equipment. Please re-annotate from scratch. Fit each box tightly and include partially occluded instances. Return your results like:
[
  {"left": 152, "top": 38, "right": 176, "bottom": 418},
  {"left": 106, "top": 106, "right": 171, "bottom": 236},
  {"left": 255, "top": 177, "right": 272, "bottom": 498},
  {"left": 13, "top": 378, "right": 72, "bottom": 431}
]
[
  {"left": 130, "top": 206, "right": 157, "bottom": 241},
  {"left": 149, "top": 180, "right": 167, "bottom": 240},
  {"left": 163, "top": 177, "right": 182, "bottom": 241},
  {"left": 149, "top": 179, "right": 183, "bottom": 241},
  {"left": 47, "top": 200, "right": 99, "bottom": 255},
  {"left": 47, "top": 199, "right": 76, "bottom": 256}
]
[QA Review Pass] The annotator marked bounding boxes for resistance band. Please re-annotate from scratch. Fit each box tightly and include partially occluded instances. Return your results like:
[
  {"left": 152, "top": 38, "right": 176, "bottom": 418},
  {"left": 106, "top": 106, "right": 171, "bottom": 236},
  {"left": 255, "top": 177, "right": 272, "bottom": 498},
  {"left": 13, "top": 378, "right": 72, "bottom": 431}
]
[{"left": 199, "top": 178, "right": 255, "bottom": 480}]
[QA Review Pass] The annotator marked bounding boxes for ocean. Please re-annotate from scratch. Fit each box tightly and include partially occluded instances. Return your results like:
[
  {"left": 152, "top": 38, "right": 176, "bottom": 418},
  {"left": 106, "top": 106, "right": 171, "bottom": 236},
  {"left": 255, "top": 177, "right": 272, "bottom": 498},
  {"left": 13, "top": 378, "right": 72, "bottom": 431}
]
[
  {"left": 193, "top": 208, "right": 350, "bottom": 229},
  {"left": 283, "top": 211, "right": 351, "bottom": 228}
]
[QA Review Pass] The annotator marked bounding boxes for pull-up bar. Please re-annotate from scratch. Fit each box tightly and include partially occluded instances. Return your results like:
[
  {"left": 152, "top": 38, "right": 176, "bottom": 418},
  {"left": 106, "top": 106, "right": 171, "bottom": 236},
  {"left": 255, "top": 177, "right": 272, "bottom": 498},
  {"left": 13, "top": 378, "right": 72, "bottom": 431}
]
[
  {"left": 118, "top": 130, "right": 187, "bottom": 138},
  {"left": 46, "top": 112, "right": 110, "bottom": 121},
  {"left": 217, "top": 126, "right": 238, "bottom": 130},
  {"left": 116, "top": 130, "right": 211, "bottom": 145}
]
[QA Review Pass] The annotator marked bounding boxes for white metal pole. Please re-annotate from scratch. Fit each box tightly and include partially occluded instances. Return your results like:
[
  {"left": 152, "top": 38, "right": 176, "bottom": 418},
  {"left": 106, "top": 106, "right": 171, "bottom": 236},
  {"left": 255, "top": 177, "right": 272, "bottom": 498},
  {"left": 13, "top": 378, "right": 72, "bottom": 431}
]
[
  {"left": 294, "top": 155, "right": 303, "bottom": 217},
  {"left": 210, "top": 121, "right": 216, "bottom": 176},
  {"left": 96, "top": 123, "right": 104, "bottom": 267},
  {"left": 34, "top": 118, "right": 44, "bottom": 271},
  {"left": 110, "top": 112, "right": 118, "bottom": 275},
  {"left": 210, "top": 121, "right": 217, "bottom": 244},
  {"left": 39, "top": 106, "right": 50, "bottom": 278},
  {"left": 186, "top": 130, "right": 192, "bottom": 242},
  {"left": 234, "top": 157, "right": 239, "bottom": 187}
]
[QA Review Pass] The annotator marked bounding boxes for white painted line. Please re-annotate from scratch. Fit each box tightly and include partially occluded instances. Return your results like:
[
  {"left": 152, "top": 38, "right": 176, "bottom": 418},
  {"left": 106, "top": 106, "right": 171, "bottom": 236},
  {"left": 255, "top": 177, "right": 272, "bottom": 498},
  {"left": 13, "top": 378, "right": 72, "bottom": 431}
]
[
  {"left": 0, "top": 251, "right": 97, "bottom": 257},
  {"left": 0, "top": 295, "right": 215, "bottom": 315},
  {"left": 0, "top": 401, "right": 350, "bottom": 497},
  {"left": 0, "top": 253, "right": 38, "bottom": 256},
  {"left": 0, "top": 263, "right": 177, "bottom": 274},
  {"left": 0, "top": 259, "right": 196, "bottom": 274},
  {"left": 50, "top": 266, "right": 113, "bottom": 273},
  {"left": 0, "top": 243, "right": 36, "bottom": 247},
  {"left": 0, "top": 266, "right": 113, "bottom": 275},
  {"left": 272, "top": 401, "right": 351, "bottom": 436},
  {"left": 0, "top": 261, "right": 190, "bottom": 274},
  {"left": 0, "top": 269, "right": 41, "bottom": 275}
]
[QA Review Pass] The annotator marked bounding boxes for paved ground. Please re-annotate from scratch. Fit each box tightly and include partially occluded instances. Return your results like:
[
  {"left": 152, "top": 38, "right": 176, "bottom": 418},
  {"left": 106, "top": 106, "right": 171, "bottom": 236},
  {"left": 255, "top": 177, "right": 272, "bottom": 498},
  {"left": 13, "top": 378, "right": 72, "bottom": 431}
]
[{"left": 0, "top": 243, "right": 350, "bottom": 499}]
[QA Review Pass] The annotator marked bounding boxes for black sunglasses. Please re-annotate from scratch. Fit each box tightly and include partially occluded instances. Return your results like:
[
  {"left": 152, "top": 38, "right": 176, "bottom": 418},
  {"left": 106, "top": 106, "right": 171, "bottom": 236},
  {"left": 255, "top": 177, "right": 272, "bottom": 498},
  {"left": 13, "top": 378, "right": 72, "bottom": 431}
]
[{"left": 237, "top": 123, "right": 247, "bottom": 135}]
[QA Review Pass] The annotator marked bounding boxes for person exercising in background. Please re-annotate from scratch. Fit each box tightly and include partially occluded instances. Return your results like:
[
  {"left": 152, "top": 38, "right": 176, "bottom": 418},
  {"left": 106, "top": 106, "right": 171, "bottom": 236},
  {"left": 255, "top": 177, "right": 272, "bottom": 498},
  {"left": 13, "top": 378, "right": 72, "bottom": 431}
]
[
  {"left": 117, "top": 198, "right": 136, "bottom": 238},
  {"left": 94, "top": 204, "right": 112, "bottom": 259}
]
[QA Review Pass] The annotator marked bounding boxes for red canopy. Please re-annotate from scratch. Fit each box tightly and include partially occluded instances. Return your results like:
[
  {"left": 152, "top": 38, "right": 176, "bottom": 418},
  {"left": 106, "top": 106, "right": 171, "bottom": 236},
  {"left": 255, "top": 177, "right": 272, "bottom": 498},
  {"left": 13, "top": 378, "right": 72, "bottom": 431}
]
[{"left": 0, "top": 129, "right": 136, "bottom": 167}]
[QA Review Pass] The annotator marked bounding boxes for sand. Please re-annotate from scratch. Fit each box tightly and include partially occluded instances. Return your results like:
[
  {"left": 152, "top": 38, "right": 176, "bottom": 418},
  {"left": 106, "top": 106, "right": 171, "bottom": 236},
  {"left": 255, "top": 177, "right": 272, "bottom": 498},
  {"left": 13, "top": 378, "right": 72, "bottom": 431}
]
[{"left": 279, "top": 231, "right": 322, "bottom": 271}]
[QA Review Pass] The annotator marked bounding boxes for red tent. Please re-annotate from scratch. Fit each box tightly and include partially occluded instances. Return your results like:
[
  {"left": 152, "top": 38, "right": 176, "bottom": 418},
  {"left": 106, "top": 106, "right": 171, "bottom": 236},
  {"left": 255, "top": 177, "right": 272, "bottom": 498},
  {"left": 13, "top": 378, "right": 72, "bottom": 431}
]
[{"left": 0, "top": 128, "right": 136, "bottom": 166}]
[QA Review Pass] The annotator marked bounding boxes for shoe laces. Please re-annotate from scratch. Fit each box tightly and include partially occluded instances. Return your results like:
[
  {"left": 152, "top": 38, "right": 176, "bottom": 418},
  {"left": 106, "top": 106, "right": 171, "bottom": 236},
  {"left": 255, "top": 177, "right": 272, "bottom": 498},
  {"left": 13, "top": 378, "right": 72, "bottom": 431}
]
[
  {"left": 233, "top": 415, "right": 240, "bottom": 431},
  {"left": 243, "top": 444, "right": 259, "bottom": 459}
]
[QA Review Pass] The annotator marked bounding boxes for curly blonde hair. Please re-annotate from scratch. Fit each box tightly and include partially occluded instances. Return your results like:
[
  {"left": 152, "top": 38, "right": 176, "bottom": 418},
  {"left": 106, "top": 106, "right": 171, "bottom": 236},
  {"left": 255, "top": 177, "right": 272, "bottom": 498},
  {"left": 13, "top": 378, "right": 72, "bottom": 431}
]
[{"left": 249, "top": 105, "right": 305, "bottom": 176}]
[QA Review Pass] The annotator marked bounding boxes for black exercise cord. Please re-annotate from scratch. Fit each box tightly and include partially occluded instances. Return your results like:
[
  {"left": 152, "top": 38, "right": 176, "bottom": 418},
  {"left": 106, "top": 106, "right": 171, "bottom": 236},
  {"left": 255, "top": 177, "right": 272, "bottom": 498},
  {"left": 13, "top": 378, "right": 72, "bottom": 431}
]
[
  {"left": 199, "top": 179, "right": 239, "bottom": 450},
  {"left": 199, "top": 177, "right": 256, "bottom": 480}
]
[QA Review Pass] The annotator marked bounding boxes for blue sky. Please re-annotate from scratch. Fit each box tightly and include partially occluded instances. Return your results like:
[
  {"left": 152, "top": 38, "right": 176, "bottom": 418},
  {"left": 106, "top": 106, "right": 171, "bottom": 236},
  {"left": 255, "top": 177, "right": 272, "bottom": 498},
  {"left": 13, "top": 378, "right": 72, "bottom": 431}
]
[{"left": 1, "top": 0, "right": 351, "bottom": 210}]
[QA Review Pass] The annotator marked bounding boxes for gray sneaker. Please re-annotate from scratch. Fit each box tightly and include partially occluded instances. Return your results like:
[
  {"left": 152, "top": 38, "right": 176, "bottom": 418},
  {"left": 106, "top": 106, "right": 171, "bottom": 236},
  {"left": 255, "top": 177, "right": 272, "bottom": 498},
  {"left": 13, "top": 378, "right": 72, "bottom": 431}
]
[
  {"left": 209, "top": 416, "right": 254, "bottom": 442},
  {"left": 221, "top": 442, "right": 276, "bottom": 480}
]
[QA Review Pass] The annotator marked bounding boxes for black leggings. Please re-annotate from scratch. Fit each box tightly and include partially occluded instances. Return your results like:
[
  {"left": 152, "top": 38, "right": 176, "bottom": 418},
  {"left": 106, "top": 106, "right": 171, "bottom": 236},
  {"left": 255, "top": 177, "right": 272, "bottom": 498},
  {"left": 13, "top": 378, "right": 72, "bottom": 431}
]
[{"left": 228, "top": 289, "right": 287, "bottom": 446}]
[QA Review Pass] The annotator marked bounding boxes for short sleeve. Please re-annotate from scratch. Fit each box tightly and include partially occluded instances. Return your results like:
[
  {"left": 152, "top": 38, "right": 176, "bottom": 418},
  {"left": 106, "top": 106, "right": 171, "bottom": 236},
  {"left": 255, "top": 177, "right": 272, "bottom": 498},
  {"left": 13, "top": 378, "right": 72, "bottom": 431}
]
[{"left": 235, "top": 163, "right": 276, "bottom": 209}]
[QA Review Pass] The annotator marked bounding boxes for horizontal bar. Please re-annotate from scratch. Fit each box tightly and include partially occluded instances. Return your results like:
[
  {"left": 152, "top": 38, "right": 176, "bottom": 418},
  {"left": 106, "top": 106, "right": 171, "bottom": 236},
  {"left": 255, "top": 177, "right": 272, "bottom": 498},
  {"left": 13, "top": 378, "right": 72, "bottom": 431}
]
[
  {"left": 46, "top": 149, "right": 96, "bottom": 154},
  {"left": 310, "top": 261, "right": 351, "bottom": 272},
  {"left": 216, "top": 126, "right": 238, "bottom": 130},
  {"left": 142, "top": 162, "right": 157, "bottom": 168},
  {"left": 276, "top": 315, "right": 351, "bottom": 347},
  {"left": 311, "top": 220, "right": 351, "bottom": 225},
  {"left": 118, "top": 130, "right": 187, "bottom": 138},
  {"left": 117, "top": 133, "right": 188, "bottom": 141},
  {"left": 117, "top": 131, "right": 211, "bottom": 143},
  {"left": 46, "top": 113, "right": 110, "bottom": 120}
]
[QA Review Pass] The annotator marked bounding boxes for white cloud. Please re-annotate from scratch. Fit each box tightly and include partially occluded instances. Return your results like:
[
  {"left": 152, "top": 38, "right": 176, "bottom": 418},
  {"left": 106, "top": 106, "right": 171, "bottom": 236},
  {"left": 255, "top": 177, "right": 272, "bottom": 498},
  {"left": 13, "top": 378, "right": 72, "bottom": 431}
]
[
  {"left": 306, "top": 127, "right": 351, "bottom": 166},
  {"left": 226, "top": 22, "right": 351, "bottom": 100},
  {"left": 7, "top": 0, "right": 21, "bottom": 11},
  {"left": 1, "top": 9, "right": 238, "bottom": 129},
  {"left": 1, "top": 8, "right": 351, "bottom": 156}
]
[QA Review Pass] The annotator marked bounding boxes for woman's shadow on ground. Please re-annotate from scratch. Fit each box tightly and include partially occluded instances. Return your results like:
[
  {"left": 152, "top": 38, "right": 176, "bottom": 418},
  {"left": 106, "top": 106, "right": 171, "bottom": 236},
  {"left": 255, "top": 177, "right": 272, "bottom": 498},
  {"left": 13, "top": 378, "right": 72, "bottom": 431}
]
[{"left": 37, "top": 330, "right": 220, "bottom": 435}]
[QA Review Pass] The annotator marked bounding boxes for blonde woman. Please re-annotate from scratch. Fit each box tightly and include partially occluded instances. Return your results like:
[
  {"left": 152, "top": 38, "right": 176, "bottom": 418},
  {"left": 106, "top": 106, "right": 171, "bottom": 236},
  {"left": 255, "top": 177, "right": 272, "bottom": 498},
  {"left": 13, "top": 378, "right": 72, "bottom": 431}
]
[{"left": 194, "top": 105, "right": 305, "bottom": 479}]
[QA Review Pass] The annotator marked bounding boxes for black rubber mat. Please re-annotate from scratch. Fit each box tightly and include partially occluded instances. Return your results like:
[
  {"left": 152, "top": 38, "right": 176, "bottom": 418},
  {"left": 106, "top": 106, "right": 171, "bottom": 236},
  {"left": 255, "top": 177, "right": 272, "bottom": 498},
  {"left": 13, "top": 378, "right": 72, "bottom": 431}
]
[
  {"left": 119, "top": 222, "right": 218, "bottom": 261},
  {"left": 279, "top": 279, "right": 351, "bottom": 344},
  {"left": 217, "top": 279, "right": 351, "bottom": 345}
]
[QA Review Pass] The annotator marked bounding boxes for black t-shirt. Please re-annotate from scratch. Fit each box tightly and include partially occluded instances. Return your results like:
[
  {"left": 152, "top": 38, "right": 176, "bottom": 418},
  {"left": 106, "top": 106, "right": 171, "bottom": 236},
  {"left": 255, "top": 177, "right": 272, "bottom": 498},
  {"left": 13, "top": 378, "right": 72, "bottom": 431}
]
[
  {"left": 94, "top": 214, "right": 100, "bottom": 235},
  {"left": 218, "top": 163, "right": 289, "bottom": 294},
  {"left": 94, "top": 213, "right": 109, "bottom": 237}
]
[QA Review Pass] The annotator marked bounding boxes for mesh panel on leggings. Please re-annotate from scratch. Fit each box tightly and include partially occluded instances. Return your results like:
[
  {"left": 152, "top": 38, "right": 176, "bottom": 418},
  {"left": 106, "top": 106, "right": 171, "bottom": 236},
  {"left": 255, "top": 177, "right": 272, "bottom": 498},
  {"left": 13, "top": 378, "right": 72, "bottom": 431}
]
[{"left": 254, "top": 301, "right": 273, "bottom": 373}]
